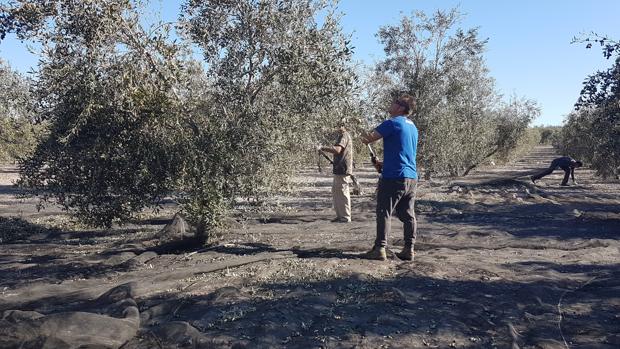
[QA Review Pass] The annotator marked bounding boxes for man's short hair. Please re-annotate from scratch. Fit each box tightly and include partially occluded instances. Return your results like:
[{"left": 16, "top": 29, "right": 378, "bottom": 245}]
[
  {"left": 575, "top": 160, "right": 583, "bottom": 167},
  {"left": 397, "top": 95, "right": 416, "bottom": 115}
]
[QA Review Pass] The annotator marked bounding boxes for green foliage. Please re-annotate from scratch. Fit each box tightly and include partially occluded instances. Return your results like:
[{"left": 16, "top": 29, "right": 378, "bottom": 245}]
[
  {"left": 0, "top": 118, "right": 46, "bottom": 162},
  {"left": 3, "top": 0, "right": 356, "bottom": 236},
  {"left": 557, "top": 107, "right": 619, "bottom": 178},
  {"left": 514, "top": 127, "right": 545, "bottom": 159},
  {"left": 558, "top": 35, "right": 620, "bottom": 178},
  {"left": 0, "top": 59, "right": 32, "bottom": 118},
  {"left": 491, "top": 97, "right": 539, "bottom": 159},
  {"left": 0, "top": 59, "right": 42, "bottom": 161},
  {"left": 5, "top": 0, "right": 187, "bottom": 227},
  {"left": 530, "top": 126, "right": 561, "bottom": 145},
  {"left": 179, "top": 0, "right": 356, "bottom": 226},
  {"left": 370, "top": 9, "right": 538, "bottom": 177}
]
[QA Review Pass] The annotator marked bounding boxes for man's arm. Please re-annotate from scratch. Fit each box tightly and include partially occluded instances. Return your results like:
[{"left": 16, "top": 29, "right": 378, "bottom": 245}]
[
  {"left": 361, "top": 130, "right": 382, "bottom": 145},
  {"left": 319, "top": 145, "right": 343, "bottom": 155},
  {"left": 571, "top": 167, "right": 577, "bottom": 183},
  {"left": 361, "top": 130, "right": 383, "bottom": 173}
]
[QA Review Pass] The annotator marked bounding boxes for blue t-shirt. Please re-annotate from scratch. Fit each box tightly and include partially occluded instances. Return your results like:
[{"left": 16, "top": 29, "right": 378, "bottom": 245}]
[{"left": 375, "top": 116, "right": 418, "bottom": 179}]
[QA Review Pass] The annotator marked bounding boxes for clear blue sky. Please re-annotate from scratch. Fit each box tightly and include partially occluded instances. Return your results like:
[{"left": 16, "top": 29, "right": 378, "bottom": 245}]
[{"left": 1, "top": 0, "right": 618, "bottom": 126}]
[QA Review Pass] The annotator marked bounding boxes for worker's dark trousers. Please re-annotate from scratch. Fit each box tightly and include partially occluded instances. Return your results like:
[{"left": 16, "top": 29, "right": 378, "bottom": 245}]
[
  {"left": 375, "top": 178, "right": 417, "bottom": 248},
  {"left": 531, "top": 165, "right": 570, "bottom": 185}
]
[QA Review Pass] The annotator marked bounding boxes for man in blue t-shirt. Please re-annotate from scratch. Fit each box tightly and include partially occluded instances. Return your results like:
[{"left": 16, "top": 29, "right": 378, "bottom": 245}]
[{"left": 361, "top": 94, "right": 419, "bottom": 261}]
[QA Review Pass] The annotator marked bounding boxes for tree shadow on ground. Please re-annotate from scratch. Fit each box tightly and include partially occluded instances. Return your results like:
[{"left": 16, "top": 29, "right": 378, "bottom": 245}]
[
  {"left": 291, "top": 246, "right": 363, "bottom": 259},
  {"left": 419, "top": 197, "right": 619, "bottom": 241},
  {"left": 0, "top": 213, "right": 166, "bottom": 246},
  {"left": 193, "top": 242, "right": 362, "bottom": 260},
  {"left": 0, "top": 218, "right": 161, "bottom": 292},
  {"left": 0, "top": 216, "right": 60, "bottom": 243},
  {"left": 0, "top": 256, "right": 134, "bottom": 293},
  {"left": 0, "top": 184, "right": 21, "bottom": 195},
  {"left": 129, "top": 262, "right": 620, "bottom": 349},
  {"left": 143, "top": 231, "right": 209, "bottom": 255},
  {"left": 256, "top": 215, "right": 329, "bottom": 224},
  {"left": 199, "top": 242, "right": 281, "bottom": 255}
]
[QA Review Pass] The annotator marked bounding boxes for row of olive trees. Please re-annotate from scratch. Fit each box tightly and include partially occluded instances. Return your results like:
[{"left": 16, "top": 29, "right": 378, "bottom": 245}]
[
  {"left": 533, "top": 126, "right": 561, "bottom": 145},
  {"left": 0, "top": 59, "right": 44, "bottom": 161},
  {"left": 363, "top": 9, "right": 539, "bottom": 178},
  {"left": 555, "top": 36, "right": 619, "bottom": 179},
  {"left": 0, "top": 1, "right": 538, "bottom": 236}
]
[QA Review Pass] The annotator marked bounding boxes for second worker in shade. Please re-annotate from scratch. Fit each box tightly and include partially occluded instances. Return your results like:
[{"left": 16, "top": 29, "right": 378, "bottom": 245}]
[{"left": 318, "top": 119, "right": 354, "bottom": 223}]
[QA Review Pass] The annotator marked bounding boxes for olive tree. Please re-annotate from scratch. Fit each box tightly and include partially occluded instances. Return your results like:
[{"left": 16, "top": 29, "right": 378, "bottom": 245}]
[
  {"left": 179, "top": 0, "right": 356, "bottom": 221},
  {"left": 558, "top": 35, "right": 620, "bottom": 178},
  {"left": 372, "top": 9, "right": 538, "bottom": 177},
  {"left": 2, "top": 0, "right": 356, "bottom": 236},
  {"left": 2, "top": 0, "right": 190, "bottom": 227}
]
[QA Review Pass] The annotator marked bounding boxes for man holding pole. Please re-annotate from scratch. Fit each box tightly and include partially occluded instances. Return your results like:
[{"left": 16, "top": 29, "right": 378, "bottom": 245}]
[
  {"left": 317, "top": 119, "right": 354, "bottom": 223},
  {"left": 361, "top": 95, "right": 419, "bottom": 261}
]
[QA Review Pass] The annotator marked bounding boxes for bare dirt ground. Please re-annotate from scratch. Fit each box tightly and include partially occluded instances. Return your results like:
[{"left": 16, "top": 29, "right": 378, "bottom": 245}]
[{"left": 0, "top": 145, "right": 619, "bottom": 349}]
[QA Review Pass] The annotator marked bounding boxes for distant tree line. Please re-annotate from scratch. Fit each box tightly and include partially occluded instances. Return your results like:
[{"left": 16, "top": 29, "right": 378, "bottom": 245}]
[{"left": 0, "top": 0, "right": 539, "bottom": 237}]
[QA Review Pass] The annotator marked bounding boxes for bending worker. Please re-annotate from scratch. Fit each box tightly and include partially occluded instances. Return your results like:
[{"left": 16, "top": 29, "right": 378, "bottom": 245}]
[{"left": 530, "top": 156, "right": 583, "bottom": 186}]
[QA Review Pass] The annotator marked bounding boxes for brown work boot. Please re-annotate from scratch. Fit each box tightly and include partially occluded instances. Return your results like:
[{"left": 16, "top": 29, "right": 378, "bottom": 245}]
[
  {"left": 395, "top": 246, "right": 414, "bottom": 261},
  {"left": 361, "top": 246, "right": 387, "bottom": 261}
]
